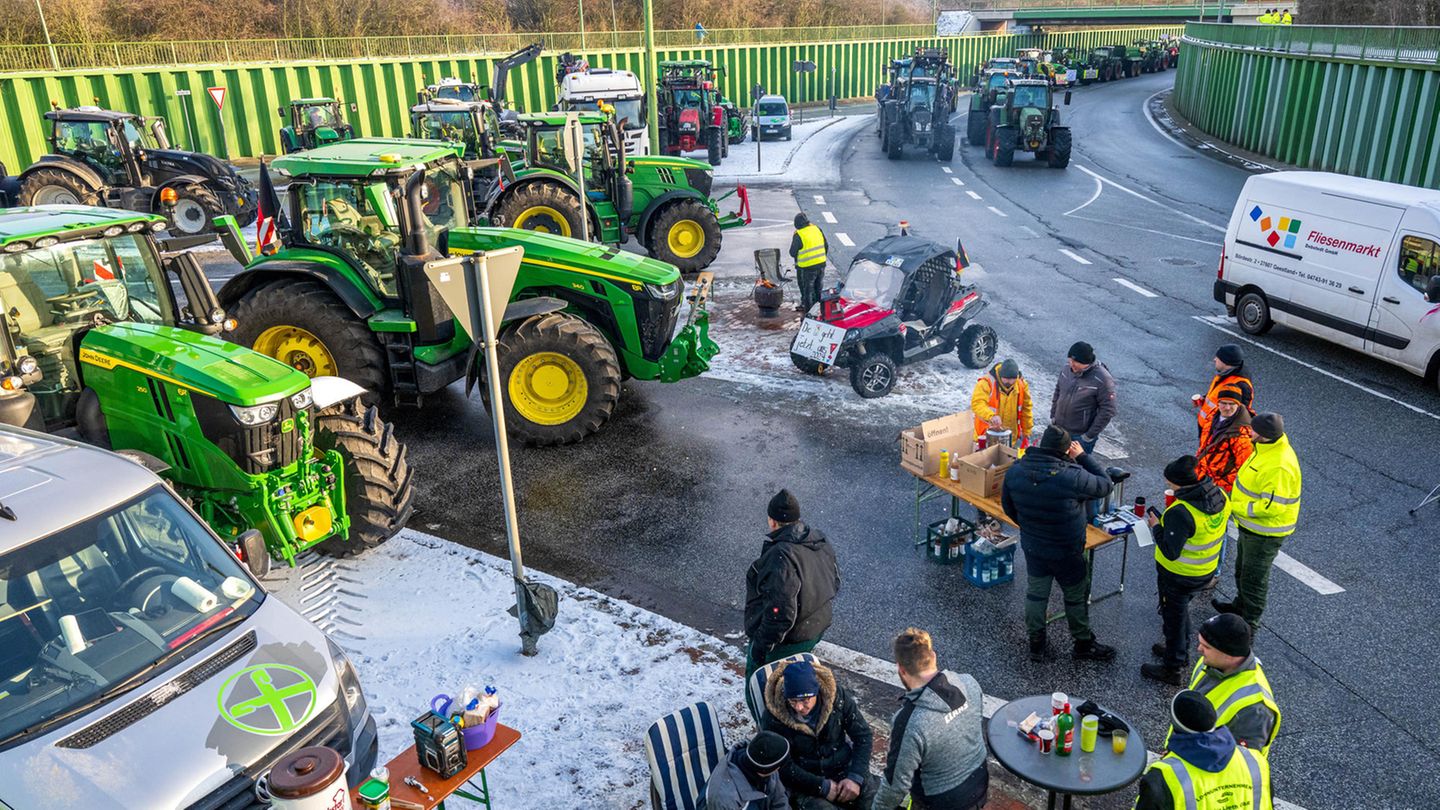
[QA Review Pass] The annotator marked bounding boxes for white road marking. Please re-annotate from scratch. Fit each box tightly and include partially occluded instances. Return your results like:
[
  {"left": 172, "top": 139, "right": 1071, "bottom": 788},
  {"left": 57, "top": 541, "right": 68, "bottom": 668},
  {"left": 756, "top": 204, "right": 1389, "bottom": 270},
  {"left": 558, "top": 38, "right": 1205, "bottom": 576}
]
[
  {"left": 1059, "top": 248, "right": 1092, "bottom": 265},
  {"left": 987, "top": 206, "right": 1008, "bottom": 217},
  {"left": 951, "top": 177, "right": 965, "bottom": 186},
  {"left": 1064, "top": 172, "right": 1104, "bottom": 216},
  {"left": 1068, "top": 214, "right": 1223, "bottom": 247},
  {"left": 1075, "top": 164, "right": 1227, "bottom": 234},
  {"left": 942, "top": 166, "right": 953, "bottom": 173},
  {"left": 965, "top": 190, "right": 982, "bottom": 200},
  {"left": 813, "top": 195, "right": 826, "bottom": 205},
  {"left": 821, "top": 211, "right": 838, "bottom": 224},
  {"left": 836, "top": 232, "right": 855, "bottom": 247},
  {"left": 1193, "top": 316, "right": 1440, "bottom": 422},
  {"left": 1113, "top": 277, "right": 1158, "bottom": 297},
  {"left": 1274, "top": 551, "right": 1346, "bottom": 595}
]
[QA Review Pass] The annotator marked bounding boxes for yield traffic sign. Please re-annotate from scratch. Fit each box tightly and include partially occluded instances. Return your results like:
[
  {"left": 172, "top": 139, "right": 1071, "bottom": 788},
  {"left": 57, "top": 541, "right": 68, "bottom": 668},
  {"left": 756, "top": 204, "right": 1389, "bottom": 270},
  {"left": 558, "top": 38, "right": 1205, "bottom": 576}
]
[{"left": 207, "top": 86, "right": 226, "bottom": 109}]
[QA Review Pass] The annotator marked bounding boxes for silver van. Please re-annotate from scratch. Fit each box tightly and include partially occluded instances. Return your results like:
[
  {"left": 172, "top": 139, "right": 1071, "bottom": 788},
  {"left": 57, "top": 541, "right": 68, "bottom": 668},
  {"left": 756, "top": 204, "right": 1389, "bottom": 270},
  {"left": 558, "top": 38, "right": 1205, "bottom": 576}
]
[
  {"left": 0, "top": 427, "right": 377, "bottom": 808},
  {"left": 753, "top": 94, "right": 792, "bottom": 141}
]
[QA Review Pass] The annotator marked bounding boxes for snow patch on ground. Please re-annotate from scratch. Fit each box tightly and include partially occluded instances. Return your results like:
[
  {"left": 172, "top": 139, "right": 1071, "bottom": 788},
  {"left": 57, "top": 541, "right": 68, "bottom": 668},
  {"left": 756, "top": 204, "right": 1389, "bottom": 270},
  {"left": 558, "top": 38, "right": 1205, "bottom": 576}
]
[
  {"left": 267, "top": 531, "right": 751, "bottom": 808},
  {"left": 713, "top": 113, "right": 876, "bottom": 187}
]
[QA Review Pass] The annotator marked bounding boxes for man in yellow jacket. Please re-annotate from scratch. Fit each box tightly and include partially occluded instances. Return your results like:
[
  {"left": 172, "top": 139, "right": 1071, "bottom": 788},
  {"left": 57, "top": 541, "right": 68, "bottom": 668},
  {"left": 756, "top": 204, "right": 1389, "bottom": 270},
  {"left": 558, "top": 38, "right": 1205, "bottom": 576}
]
[
  {"left": 971, "top": 358, "right": 1033, "bottom": 446},
  {"left": 1215, "top": 412, "right": 1301, "bottom": 632}
]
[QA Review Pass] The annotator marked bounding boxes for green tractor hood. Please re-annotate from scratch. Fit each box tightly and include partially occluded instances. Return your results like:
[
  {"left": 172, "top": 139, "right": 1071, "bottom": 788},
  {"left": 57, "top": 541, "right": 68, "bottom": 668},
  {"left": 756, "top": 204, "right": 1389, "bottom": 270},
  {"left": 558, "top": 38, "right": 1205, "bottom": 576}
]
[{"left": 80, "top": 322, "right": 310, "bottom": 406}]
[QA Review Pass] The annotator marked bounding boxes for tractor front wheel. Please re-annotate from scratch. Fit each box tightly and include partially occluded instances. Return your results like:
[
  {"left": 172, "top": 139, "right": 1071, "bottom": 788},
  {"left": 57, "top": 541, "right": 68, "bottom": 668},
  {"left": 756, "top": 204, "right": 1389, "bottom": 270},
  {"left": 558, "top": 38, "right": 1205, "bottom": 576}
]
[
  {"left": 707, "top": 129, "right": 722, "bottom": 165},
  {"left": 313, "top": 397, "right": 414, "bottom": 558},
  {"left": 229, "top": 279, "right": 389, "bottom": 400},
  {"left": 492, "top": 181, "right": 586, "bottom": 239},
  {"left": 495, "top": 313, "right": 622, "bottom": 446},
  {"left": 166, "top": 184, "right": 226, "bottom": 235},
  {"left": 967, "top": 112, "right": 986, "bottom": 146},
  {"left": 647, "top": 199, "right": 722, "bottom": 272},
  {"left": 19, "top": 167, "right": 97, "bottom": 207},
  {"left": 935, "top": 125, "right": 956, "bottom": 162},
  {"left": 993, "top": 128, "right": 1017, "bottom": 167},
  {"left": 886, "top": 123, "right": 904, "bottom": 159},
  {"left": 1048, "top": 128, "right": 1072, "bottom": 169},
  {"left": 957, "top": 323, "right": 998, "bottom": 369}
]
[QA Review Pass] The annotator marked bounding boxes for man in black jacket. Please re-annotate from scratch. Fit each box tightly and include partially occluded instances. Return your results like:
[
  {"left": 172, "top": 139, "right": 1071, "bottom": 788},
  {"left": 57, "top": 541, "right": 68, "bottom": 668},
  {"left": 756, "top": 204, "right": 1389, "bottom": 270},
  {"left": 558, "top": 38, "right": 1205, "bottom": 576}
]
[
  {"left": 1142, "top": 456, "right": 1230, "bottom": 685},
  {"left": 1001, "top": 425, "right": 1117, "bottom": 663},
  {"left": 1050, "top": 341, "right": 1118, "bottom": 454},
  {"left": 745, "top": 489, "right": 841, "bottom": 678},
  {"left": 761, "top": 659, "right": 875, "bottom": 809}
]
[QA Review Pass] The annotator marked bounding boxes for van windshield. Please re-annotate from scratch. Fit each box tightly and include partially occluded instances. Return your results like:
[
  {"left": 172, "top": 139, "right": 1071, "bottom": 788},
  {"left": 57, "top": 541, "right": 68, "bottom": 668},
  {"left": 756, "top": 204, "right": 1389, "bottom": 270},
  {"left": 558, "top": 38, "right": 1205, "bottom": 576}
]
[
  {"left": 757, "top": 102, "right": 788, "bottom": 116},
  {"left": 0, "top": 487, "right": 262, "bottom": 749}
]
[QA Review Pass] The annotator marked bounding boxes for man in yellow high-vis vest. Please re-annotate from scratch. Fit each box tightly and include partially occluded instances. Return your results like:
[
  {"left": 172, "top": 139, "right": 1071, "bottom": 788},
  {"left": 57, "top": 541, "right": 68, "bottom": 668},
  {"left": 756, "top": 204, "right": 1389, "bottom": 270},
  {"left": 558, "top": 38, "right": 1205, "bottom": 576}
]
[
  {"left": 1214, "top": 413, "right": 1301, "bottom": 632},
  {"left": 1142, "top": 456, "right": 1229, "bottom": 686},
  {"left": 1166, "top": 614, "right": 1282, "bottom": 756},
  {"left": 789, "top": 213, "right": 829, "bottom": 313},
  {"left": 1136, "top": 690, "right": 1273, "bottom": 810}
]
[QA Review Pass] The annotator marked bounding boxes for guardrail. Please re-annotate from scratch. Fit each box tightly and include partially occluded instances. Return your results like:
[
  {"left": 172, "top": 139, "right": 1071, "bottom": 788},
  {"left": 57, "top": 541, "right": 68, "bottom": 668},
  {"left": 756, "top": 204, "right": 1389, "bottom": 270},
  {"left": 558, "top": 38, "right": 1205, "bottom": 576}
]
[
  {"left": 0, "top": 25, "right": 937, "bottom": 73},
  {"left": 961, "top": 0, "right": 1221, "bottom": 10},
  {"left": 1183, "top": 22, "right": 1440, "bottom": 63}
]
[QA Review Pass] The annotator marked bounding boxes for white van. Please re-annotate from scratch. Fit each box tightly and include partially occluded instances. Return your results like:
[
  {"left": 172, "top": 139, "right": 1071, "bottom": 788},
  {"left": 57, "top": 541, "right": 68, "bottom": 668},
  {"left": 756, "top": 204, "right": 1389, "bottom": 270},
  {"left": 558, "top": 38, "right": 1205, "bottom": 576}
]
[
  {"left": 753, "top": 95, "right": 792, "bottom": 141},
  {"left": 1216, "top": 171, "right": 1440, "bottom": 391}
]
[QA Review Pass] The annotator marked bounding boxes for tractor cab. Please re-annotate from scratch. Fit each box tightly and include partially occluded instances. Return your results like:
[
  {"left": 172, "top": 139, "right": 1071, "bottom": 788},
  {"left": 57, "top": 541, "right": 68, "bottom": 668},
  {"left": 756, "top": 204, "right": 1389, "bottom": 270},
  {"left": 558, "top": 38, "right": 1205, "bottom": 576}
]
[
  {"left": 511, "top": 113, "right": 632, "bottom": 219},
  {"left": 656, "top": 59, "right": 726, "bottom": 163},
  {"left": 279, "top": 97, "right": 355, "bottom": 153},
  {"left": 427, "top": 77, "right": 485, "bottom": 103},
  {"left": 410, "top": 98, "right": 504, "bottom": 160},
  {"left": 880, "top": 47, "right": 957, "bottom": 160}
]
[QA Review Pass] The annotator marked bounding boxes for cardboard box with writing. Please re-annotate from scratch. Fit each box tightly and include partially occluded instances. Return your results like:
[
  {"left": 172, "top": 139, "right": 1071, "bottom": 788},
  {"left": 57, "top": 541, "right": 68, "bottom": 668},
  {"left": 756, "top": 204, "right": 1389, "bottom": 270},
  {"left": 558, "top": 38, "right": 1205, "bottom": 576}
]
[
  {"left": 955, "top": 444, "right": 1019, "bottom": 499},
  {"left": 900, "top": 411, "right": 976, "bottom": 476}
]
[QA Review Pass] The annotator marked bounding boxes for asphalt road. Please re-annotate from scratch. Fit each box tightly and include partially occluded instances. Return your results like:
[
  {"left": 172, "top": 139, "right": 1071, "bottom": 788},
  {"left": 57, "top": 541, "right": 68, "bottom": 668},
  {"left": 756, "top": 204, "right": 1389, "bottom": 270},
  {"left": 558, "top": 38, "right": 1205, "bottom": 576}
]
[{"left": 196, "top": 74, "right": 1439, "bottom": 809}]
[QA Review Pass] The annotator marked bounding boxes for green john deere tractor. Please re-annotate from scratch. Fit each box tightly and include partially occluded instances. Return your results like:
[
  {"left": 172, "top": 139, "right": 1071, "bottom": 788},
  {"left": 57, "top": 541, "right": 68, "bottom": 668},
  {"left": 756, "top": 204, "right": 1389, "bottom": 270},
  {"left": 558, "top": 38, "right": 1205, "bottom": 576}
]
[
  {"left": 279, "top": 98, "right": 357, "bottom": 153},
  {"left": 0, "top": 205, "right": 414, "bottom": 566},
  {"left": 487, "top": 112, "right": 749, "bottom": 272},
  {"left": 984, "top": 79, "right": 1072, "bottom": 169},
  {"left": 216, "top": 139, "right": 719, "bottom": 446}
]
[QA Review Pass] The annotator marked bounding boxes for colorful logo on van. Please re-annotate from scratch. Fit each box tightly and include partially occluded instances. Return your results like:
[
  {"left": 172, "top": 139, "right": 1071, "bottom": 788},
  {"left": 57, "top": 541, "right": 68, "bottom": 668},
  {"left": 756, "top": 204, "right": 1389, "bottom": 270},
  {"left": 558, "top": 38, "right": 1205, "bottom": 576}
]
[
  {"left": 1249, "top": 205, "right": 1302, "bottom": 249},
  {"left": 217, "top": 663, "right": 319, "bottom": 736}
]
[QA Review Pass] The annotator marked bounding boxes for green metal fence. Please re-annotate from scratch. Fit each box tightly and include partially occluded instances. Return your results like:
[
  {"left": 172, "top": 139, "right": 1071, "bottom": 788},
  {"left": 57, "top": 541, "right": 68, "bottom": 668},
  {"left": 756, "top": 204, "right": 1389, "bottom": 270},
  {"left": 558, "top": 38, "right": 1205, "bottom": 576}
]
[
  {"left": 1174, "top": 23, "right": 1440, "bottom": 187},
  {"left": 0, "top": 26, "right": 1180, "bottom": 171}
]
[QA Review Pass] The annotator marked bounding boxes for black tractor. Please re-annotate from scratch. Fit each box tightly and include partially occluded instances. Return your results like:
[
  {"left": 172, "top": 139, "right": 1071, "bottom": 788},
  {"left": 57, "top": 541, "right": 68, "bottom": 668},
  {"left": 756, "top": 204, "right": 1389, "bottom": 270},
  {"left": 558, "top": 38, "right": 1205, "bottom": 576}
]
[
  {"left": 8, "top": 106, "right": 257, "bottom": 235},
  {"left": 984, "top": 80, "right": 1072, "bottom": 169},
  {"left": 878, "top": 48, "right": 958, "bottom": 162}
]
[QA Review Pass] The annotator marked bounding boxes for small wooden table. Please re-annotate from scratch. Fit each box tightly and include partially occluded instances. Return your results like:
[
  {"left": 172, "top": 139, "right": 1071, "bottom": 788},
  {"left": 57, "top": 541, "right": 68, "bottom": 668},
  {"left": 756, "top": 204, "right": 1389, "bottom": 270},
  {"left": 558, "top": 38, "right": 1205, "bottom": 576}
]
[
  {"left": 354, "top": 724, "right": 521, "bottom": 809},
  {"left": 911, "top": 473, "right": 1133, "bottom": 620}
]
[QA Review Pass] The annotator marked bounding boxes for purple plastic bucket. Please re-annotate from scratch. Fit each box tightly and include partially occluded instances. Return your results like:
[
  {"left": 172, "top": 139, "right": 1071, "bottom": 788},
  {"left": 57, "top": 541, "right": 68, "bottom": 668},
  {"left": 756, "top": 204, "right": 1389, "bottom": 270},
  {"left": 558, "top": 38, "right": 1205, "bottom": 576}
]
[{"left": 431, "top": 694, "right": 501, "bottom": 750}]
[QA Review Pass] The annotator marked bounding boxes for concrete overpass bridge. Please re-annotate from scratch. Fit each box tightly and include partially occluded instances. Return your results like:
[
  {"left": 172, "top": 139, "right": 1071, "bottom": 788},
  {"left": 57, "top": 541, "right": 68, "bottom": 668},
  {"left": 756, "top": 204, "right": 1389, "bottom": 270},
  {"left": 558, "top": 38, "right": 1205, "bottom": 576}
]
[{"left": 940, "top": 1, "right": 1297, "bottom": 32}]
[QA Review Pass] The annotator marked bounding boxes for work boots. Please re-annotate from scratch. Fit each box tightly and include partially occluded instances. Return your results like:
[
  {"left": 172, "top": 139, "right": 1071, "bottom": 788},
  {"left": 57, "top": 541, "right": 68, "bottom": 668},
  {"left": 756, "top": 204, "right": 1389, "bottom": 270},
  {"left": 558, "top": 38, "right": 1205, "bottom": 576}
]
[
  {"left": 1029, "top": 632, "right": 1048, "bottom": 663},
  {"left": 1073, "top": 638, "right": 1117, "bottom": 662},
  {"left": 1141, "top": 662, "right": 1186, "bottom": 685},
  {"left": 1211, "top": 598, "right": 1241, "bottom": 615}
]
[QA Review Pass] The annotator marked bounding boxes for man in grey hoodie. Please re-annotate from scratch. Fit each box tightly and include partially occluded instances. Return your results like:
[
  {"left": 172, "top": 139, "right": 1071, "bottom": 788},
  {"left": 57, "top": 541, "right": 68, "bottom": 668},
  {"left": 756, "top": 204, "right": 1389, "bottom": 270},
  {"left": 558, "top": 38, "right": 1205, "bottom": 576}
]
[{"left": 871, "top": 629, "right": 988, "bottom": 810}]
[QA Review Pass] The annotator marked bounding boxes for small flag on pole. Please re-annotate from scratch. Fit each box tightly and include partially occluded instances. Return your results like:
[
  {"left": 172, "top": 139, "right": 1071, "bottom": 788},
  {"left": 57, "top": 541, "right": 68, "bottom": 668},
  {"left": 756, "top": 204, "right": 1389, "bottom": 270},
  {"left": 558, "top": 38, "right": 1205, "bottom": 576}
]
[{"left": 256, "top": 160, "right": 283, "bottom": 255}]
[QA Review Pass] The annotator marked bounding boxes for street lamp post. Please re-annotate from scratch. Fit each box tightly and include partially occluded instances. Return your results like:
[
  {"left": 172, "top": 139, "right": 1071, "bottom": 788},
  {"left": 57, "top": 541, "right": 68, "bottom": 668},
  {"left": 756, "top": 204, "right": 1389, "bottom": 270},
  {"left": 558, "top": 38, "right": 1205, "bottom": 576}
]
[
  {"left": 579, "top": 0, "right": 587, "bottom": 49},
  {"left": 34, "top": 0, "right": 59, "bottom": 71},
  {"left": 643, "top": 0, "right": 659, "bottom": 154}
]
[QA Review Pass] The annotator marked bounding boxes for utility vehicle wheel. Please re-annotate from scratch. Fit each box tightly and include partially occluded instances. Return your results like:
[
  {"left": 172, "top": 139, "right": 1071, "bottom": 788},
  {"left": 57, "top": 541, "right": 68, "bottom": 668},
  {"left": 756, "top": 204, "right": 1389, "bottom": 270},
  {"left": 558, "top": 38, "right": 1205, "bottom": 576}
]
[
  {"left": 850, "top": 353, "right": 898, "bottom": 398},
  {"left": 1048, "top": 128, "right": 1072, "bottom": 169},
  {"left": 935, "top": 126, "right": 956, "bottom": 162},
  {"left": 495, "top": 313, "right": 622, "bottom": 446},
  {"left": 993, "top": 128, "right": 1017, "bottom": 167},
  {"left": 957, "top": 323, "right": 998, "bottom": 369},
  {"left": 647, "top": 199, "right": 722, "bottom": 272},
  {"left": 229, "top": 279, "right": 389, "bottom": 400},
  {"left": 967, "top": 113, "right": 986, "bottom": 146},
  {"left": 19, "top": 168, "right": 96, "bottom": 206},
  {"left": 313, "top": 398, "right": 414, "bottom": 557},
  {"left": 886, "top": 123, "right": 904, "bottom": 159},
  {"left": 783, "top": 127, "right": 792, "bottom": 141},
  {"left": 166, "top": 184, "right": 225, "bottom": 235},
  {"left": 1235, "top": 291, "right": 1274, "bottom": 336},
  {"left": 707, "top": 130, "right": 722, "bottom": 166},
  {"left": 492, "top": 181, "right": 586, "bottom": 238},
  {"left": 790, "top": 353, "right": 827, "bottom": 375}
]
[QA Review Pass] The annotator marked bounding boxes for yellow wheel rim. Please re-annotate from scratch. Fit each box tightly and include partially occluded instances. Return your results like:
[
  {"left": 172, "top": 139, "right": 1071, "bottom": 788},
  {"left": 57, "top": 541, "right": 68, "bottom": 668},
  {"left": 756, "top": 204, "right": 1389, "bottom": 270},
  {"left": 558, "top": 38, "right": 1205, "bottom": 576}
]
[
  {"left": 513, "top": 205, "right": 572, "bottom": 237},
  {"left": 253, "top": 325, "right": 338, "bottom": 378},
  {"left": 507, "top": 351, "right": 588, "bottom": 425},
  {"left": 666, "top": 219, "right": 705, "bottom": 259}
]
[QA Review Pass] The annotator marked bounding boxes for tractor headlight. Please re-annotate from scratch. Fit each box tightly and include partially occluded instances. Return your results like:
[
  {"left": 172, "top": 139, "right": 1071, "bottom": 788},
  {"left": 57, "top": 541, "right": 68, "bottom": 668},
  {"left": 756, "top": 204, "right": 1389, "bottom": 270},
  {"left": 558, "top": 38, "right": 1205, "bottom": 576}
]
[
  {"left": 2, "top": 241, "right": 30, "bottom": 253},
  {"left": 102, "top": 226, "right": 124, "bottom": 237},
  {"left": 127, "top": 221, "right": 148, "bottom": 233},
  {"left": 15, "top": 355, "right": 38, "bottom": 375},
  {"left": 209, "top": 307, "right": 226, "bottom": 324},
  {"left": 229, "top": 402, "right": 279, "bottom": 425},
  {"left": 290, "top": 388, "right": 314, "bottom": 410},
  {"left": 645, "top": 280, "right": 681, "bottom": 300},
  {"left": 34, "top": 237, "right": 58, "bottom": 248}
]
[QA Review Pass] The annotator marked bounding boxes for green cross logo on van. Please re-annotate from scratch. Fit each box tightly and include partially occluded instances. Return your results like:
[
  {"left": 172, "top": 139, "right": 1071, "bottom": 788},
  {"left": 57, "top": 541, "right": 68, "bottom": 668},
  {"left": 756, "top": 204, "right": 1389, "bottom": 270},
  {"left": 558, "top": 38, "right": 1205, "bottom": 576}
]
[{"left": 217, "top": 663, "right": 319, "bottom": 735}]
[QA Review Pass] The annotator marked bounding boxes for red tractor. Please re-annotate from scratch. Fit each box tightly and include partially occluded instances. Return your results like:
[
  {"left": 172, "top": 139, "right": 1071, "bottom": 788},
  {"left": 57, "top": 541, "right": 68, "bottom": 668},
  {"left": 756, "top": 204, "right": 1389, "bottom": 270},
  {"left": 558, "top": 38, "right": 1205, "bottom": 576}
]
[{"left": 656, "top": 59, "right": 727, "bottom": 165}]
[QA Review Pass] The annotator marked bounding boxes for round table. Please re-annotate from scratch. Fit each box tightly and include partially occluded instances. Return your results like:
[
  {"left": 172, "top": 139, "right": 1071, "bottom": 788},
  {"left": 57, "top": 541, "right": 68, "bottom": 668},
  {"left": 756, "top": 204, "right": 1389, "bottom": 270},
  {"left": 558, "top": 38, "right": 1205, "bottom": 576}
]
[{"left": 984, "top": 694, "right": 1148, "bottom": 810}]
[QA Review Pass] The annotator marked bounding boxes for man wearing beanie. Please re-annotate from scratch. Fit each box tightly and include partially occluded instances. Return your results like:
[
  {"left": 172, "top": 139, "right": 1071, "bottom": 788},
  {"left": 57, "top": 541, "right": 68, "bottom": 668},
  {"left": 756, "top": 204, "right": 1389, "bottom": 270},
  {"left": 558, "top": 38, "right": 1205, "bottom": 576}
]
[
  {"left": 745, "top": 489, "right": 840, "bottom": 679},
  {"left": 761, "top": 660, "right": 875, "bottom": 808},
  {"left": 970, "top": 358, "right": 1033, "bottom": 446},
  {"left": 790, "top": 212, "right": 830, "bottom": 313},
  {"left": 1219, "top": 412, "right": 1301, "bottom": 632},
  {"left": 1002, "top": 424, "right": 1118, "bottom": 663},
  {"left": 1143, "top": 456, "right": 1231, "bottom": 685},
  {"left": 1050, "top": 341, "right": 1117, "bottom": 454},
  {"left": 1194, "top": 386, "right": 1253, "bottom": 494},
  {"left": 700, "top": 731, "right": 791, "bottom": 809},
  {"left": 1165, "top": 614, "right": 1281, "bottom": 755},
  {"left": 1137, "top": 690, "right": 1272, "bottom": 810},
  {"left": 1195, "top": 343, "right": 1255, "bottom": 445}
]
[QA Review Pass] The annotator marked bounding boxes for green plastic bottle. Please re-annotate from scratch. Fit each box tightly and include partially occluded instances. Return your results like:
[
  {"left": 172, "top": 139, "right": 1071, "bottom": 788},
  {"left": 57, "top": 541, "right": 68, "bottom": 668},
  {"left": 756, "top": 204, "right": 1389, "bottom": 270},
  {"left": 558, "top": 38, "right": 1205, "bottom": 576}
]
[{"left": 1056, "top": 705, "right": 1075, "bottom": 756}]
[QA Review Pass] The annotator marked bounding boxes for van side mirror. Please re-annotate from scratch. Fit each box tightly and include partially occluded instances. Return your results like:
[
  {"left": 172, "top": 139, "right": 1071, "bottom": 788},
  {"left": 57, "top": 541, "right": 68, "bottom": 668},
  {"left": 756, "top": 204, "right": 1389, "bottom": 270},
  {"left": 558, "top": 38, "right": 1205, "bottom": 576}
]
[
  {"left": 237, "top": 529, "right": 271, "bottom": 578},
  {"left": 1428, "top": 276, "right": 1440, "bottom": 303},
  {"left": 1064, "top": 91, "right": 1072, "bottom": 106}
]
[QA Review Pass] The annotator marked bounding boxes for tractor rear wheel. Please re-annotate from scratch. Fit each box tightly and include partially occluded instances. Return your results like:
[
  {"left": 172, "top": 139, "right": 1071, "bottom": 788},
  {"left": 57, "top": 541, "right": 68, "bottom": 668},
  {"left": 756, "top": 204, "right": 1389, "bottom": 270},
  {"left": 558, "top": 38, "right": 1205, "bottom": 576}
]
[
  {"left": 19, "top": 167, "right": 97, "bottom": 207},
  {"left": 967, "top": 112, "right": 986, "bottom": 146},
  {"left": 849, "top": 353, "right": 898, "bottom": 398},
  {"left": 229, "top": 279, "right": 389, "bottom": 400},
  {"left": 492, "top": 181, "right": 586, "bottom": 239},
  {"left": 647, "top": 199, "right": 722, "bottom": 272},
  {"left": 495, "top": 313, "right": 622, "bottom": 446},
  {"left": 886, "top": 123, "right": 904, "bottom": 159},
  {"left": 957, "top": 323, "right": 997, "bottom": 369},
  {"left": 1048, "top": 128, "right": 1072, "bottom": 169},
  {"left": 313, "top": 397, "right": 414, "bottom": 558},
  {"left": 993, "top": 128, "right": 1017, "bottom": 167},
  {"left": 166, "top": 184, "right": 225, "bottom": 235},
  {"left": 707, "top": 129, "right": 722, "bottom": 166}
]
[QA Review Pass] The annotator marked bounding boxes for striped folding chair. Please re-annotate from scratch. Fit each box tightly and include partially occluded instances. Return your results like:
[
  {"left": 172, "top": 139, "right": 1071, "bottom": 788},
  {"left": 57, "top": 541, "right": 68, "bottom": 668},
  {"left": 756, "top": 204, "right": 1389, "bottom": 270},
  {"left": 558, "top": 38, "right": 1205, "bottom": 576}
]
[
  {"left": 645, "top": 702, "right": 726, "bottom": 810},
  {"left": 745, "top": 652, "right": 820, "bottom": 726}
]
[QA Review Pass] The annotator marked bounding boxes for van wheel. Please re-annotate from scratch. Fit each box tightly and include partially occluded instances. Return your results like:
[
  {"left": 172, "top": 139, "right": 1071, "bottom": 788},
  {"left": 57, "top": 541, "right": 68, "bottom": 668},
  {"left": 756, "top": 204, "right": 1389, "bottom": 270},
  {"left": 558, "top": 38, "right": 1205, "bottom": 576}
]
[{"left": 1236, "top": 291, "right": 1274, "bottom": 336}]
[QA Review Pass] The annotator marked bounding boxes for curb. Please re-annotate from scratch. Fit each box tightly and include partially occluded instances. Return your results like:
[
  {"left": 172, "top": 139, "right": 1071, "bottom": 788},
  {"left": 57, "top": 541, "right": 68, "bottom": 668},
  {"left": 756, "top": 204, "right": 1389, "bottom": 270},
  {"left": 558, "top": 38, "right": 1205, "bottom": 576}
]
[{"left": 1144, "top": 89, "right": 1298, "bottom": 176}]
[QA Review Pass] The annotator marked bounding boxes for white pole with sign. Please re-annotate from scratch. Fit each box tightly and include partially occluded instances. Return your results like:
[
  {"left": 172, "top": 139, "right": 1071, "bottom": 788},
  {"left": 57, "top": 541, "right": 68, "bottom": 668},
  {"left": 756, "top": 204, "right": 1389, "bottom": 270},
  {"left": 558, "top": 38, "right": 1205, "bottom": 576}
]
[
  {"left": 562, "top": 112, "right": 590, "bottom": 243},
  {"left": 207, "top": 86, "right": 228, "bottom": 159}
]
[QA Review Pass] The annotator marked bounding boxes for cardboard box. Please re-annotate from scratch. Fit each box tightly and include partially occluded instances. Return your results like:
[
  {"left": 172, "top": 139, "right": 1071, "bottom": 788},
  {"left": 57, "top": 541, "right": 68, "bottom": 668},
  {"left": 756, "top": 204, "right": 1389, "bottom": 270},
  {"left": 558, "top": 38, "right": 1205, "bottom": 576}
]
[
  {"left": 900, "top": 411, "right": 975, "bottom": 477},
  {"left": 954, "top": 444, "right": 1019, "bottom": 499}
]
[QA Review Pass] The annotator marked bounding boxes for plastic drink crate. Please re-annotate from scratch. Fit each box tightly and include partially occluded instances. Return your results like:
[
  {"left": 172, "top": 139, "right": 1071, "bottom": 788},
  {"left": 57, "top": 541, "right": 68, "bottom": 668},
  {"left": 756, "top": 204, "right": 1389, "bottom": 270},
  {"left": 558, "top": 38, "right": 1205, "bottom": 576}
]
[
  {"left": 963, "top": 541, "right": 1016, "bottom": 588},
  {"left": 925, "top": 517, "right": 974, "bottom": 565}
]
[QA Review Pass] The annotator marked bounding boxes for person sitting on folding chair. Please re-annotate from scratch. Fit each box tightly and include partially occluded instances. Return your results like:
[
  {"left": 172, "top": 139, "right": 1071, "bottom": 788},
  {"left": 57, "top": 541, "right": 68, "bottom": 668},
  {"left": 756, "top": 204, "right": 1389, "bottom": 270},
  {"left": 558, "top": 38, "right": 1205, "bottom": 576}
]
[
  {"left": 700, "top": 732, "right": 791, "bottom": 810},
  {"left": 761, "top": 660, "right": 876, "bottom": 809}
]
